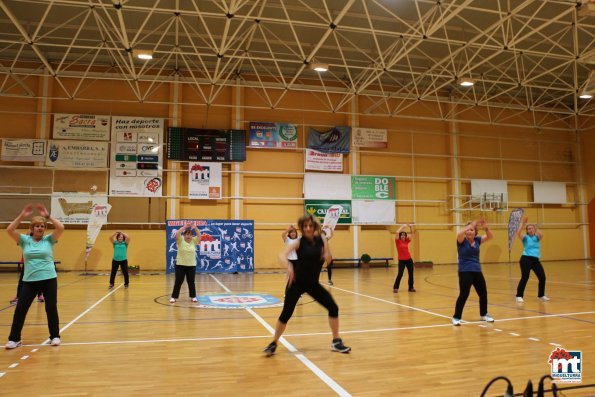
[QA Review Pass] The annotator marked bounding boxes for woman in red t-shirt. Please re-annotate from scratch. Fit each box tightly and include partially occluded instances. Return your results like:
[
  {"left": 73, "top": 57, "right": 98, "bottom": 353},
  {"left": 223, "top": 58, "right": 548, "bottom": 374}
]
[{"left": 393, "top": 224, "right": 416, "bottom": 293}]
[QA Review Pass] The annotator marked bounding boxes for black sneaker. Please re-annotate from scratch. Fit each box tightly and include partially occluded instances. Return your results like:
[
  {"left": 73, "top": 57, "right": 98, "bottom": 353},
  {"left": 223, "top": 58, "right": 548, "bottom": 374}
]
[
  {"left": 263, "top": 341, "right": 277, "bottom": 356},
  {"left": 331, "top": 338, "right": 351, "bottom": 353}
]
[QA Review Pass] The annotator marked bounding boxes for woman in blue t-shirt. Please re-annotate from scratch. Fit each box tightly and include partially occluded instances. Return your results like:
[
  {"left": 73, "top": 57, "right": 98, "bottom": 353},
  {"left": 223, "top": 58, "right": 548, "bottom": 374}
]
[
  {"left": 515, "top": 217, "right": 549, "bottom": 303},
  {"left": 5, "top": 203, "right": 64, "bottom": 349},
  {"left": 109, "top": 231, "right": 130, "bottom": 289},
  {"left": 452, "top": 219, "right": 494, "bottom": 326}
]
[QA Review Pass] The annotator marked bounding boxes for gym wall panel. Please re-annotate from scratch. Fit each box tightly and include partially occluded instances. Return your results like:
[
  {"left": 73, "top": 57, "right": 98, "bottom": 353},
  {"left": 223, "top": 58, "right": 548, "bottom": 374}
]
[
  {"left": 459, "top": 158, "right": 502, "bottom": 179},
  {"left": 502, "top": 161, "right": 541, "bottom": 181},
  {"left": 415, "top": 157, "right": 451, "bottom": 178}
]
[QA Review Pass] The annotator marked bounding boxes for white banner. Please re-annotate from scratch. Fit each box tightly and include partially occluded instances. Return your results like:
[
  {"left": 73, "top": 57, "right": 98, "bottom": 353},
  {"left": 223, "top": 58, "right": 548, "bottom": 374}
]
[
  {"left": 304, "top": 173, "right": 351, "bottom": 200},
  {"left": 188, "top": 162, "right": 222, "bottom": 199},
  {"left": 352, "top": 128, "right": 388, "bottom": 148},
  {"left": 51, "top": 193, "right": 109, "bottom": 224},
  {"left": 45, "top": 140, "right": 108, "bottom": 168},
  {"left": 53, "top": 114, "right": 111, "bottom": 141},
  {"left": 109, "top": 116, "right": 164, "bottom": 197},
  {"left": 1, "top": 139, "right": 46, "bottom": 162},
  {"left": 86, "top": 203, "right": 112, "bottom": 261},
  {"left": 352, "top": 200, "right": 396, "bottom": 225},
  {"left": 305, "top": 148, "right": 343, "bottom": 171}
]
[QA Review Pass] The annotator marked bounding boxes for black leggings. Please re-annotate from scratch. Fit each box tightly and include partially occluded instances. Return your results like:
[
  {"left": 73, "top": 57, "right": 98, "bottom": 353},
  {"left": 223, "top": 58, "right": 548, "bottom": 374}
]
[
  {"left": 171, "top": 265, "right": 197, "bottom": 299},
  {"left": 516, "top": 255, "right": 546, "bottom": 298},
  {"left": 109, "top": 259, "right": 129, "bottom": 286},
  {"left": 453, "top": 271, "right": 488, "bottom": 319},
  {"left": 9, "top": 277, "right": 60, "bottom": 342},
  {"left": 393, "top": 259, "right": 414, "bottom": 289},
  {"left": 279, "top": 281, "right": 339, "bottom": 324}
]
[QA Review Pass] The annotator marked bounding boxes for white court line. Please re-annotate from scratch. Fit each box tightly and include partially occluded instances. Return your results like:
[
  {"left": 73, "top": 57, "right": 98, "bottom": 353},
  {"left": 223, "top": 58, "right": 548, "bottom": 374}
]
[
  {"left": 0, "top": 372, "right": 5, "bottom": 378},
  {"left": 550, "top": 343, "right": 562, "bottom": 347},
  {"left": 510, "top": 333, "right": 520, "bottom": 337},
  {"left": 21, "top": 355, "right": 29, "bottom": 360},
  {"left": 8, "top": 364, "right": 18, "bottom": 369},
  {"left": 528, "top": 337, "right": 540, "bottom": 341},
  {"left": 209, "top": 274, "right": 352, "bottom": 397}
]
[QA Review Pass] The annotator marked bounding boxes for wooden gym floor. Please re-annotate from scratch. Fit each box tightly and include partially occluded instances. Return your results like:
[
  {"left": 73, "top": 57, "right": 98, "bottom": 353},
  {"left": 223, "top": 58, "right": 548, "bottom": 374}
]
[{"left": 0, "top": 260, "right": 593, "bottom": 396}]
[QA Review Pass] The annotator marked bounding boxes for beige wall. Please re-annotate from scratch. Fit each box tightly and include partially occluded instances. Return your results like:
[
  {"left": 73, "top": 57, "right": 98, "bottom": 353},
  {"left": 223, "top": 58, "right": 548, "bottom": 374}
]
[{"left": 0, "top": 77, "right": 591, "bottom": 271}]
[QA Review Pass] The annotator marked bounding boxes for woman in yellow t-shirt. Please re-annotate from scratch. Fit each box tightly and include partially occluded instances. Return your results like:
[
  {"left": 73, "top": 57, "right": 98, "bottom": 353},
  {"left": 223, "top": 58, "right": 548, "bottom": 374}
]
[{"left": 170, "top": 222, "right": 201, "bottom": 304}]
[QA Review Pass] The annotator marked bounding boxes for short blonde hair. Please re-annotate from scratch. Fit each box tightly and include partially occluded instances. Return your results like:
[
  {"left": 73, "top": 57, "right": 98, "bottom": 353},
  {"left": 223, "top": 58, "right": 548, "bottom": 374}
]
[{"left": 29, "top": 216, "right": 47, "bottom": 230}]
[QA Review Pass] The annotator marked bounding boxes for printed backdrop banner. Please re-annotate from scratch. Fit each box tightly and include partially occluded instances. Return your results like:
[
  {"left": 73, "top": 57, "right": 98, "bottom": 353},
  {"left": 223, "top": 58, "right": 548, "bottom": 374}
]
[
  {"left": 304, "top": 200, "right": 352, "bottom": 224},
  {"left": 166, "top": 219, "right": 254, "bottom": 274},
  {"left": 189, "top": 162, "right": 222, "bottom": 199},
  {"left": 352, "top": 200, "right": 395, "bottom": 225},
  {"left": 249, "top": 122, "right": 298, "bottom": 148},
  {"left": 352, "top": 128, "right": 388, "bottom": 148},
  {"left": 508, "top": 208, "right": 525, "bottom": 253},
  {"left": 351, "top": 176, "right": 396, "bottom": 200},
  {"left": 109, "top": 116, "right": 164, "bottom": 197},
  {"left": 45, "top": 140, "right": 108, "bottom": 168},
  {"left": 53, "top": 114, "right": 111, "bottom": 141},
  {"left": 51, "top": 193, "right": 109, "bottom": 224},
  {"left": 1, "top": 139, "right": 46, "bottom": 162},
  {"left": 305, "top": 149, "right": 343, "bottom": 172},
  {"left": 86, "top": 203, "right": 112, "bottom": 261},
  {"left": 307, "top": 126, "right": 351, "bottom": 154}
]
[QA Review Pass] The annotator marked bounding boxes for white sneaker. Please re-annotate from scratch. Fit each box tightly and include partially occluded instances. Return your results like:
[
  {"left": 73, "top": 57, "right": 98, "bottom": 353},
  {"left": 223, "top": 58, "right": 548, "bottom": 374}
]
[
  {"left": 5, "top": 340, "right": 22, "bottom": 349},
  {"left": 191, "top": 297, "right": 198, "bottom": 303},
  {"left": 516, "top": 297, "right": 524, "bottom": 303},
  {"left": 169, "top": 298, "right": 176, "bottom": 304},
  {"left": 539, "top": 296, "right": 550, "bottom": 301},
  {"left": 452, "top": 317, "right": 461, "bottom": 326},
  {"left": 50, "top": 337, "right": 61, "bottom": 346},
  {"left": 480, "top": 314, "right": 495, "bottom": 322}
]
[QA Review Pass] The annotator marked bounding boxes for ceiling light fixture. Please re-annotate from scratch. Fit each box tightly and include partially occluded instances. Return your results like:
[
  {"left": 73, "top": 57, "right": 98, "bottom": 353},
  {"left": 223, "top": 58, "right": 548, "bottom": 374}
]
[
  {"left": 134, "top": 50, "right": 153, "bottom": 60},
  {"left": 458, "top": 78, "right": 475, "bottom": 87},
  {"left": 579, "top": 91, "right": 593, "bottom": 99},
  {"left": 309, "top": 63, "right": 329, "bottom": 72}
]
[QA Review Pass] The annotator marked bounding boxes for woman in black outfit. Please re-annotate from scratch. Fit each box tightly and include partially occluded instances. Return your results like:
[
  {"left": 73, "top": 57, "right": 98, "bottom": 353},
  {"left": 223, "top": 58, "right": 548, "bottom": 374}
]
[{"left": 264, "top": 214, "right": 351, "bottom": 356}]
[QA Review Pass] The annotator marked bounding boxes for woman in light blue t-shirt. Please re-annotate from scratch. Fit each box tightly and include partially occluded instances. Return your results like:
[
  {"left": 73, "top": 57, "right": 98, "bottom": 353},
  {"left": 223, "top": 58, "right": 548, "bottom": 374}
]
[
  {"left": 515, "top": 217, "right": 549, "bottom": 303},
  {"left": 5, "top": 203, "right": 64, "bottom": 349}
]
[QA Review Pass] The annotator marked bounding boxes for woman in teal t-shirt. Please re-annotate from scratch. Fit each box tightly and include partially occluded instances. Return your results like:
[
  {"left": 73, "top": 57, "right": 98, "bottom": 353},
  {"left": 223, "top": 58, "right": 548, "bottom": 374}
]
[
  {"left": 515, "top": 216, "right": 549, "bottom": 302},
  {"left": 109, "top": 231, "right": 130, "bottom": 289},
  {"left": 5, "top": 203, "right": 65, "bottom": 349}
]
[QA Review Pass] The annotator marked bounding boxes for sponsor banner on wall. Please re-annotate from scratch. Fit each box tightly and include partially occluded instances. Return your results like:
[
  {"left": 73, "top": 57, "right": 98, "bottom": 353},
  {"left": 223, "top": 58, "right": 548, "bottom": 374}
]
[
  {"left": 1, "top": 139, "right": 46, "bottom": 162},
  {"left": 50, "top": 193, "right": 109, "bottom": 224},
  {"left": 85, "top": 203, "right": 112, "bottom": 261},
  {"left": 352, "top": 127, "right": 388, "bottom": 148},
  {"left": 249, "top": 122, "right": 298, "bottom": 148},
  {"left": 351, "top": 175, "right": 396, "bottom": 200},
  {"left": 109, "top": 116, "right": 164, "bottom": 197},
  {"left": 53, "top": 114, "right": 111, "bottom": 141},
  {"left": 305, "top": 149, "right": 343, "bottom": 172},
  {"left": 45, "top": 140, "right": 108, "bottom": 168},
  {"left": 508, "top": 208, "right": 524, "bottom": 253},
  {"left": 166, "top": 219, "right": 254, "bottom": 274},
  {"left": 307, "top": 126, "right": 351, "bottom": 154},
  {"left": 352, "top": 200, "right": 395, "bottom": 225},
  {"left": 304, "top": 200, "right": 352, "bottom": 224},
  {"left": 189, "top": 162, "right": 222, "bottom": 199}
]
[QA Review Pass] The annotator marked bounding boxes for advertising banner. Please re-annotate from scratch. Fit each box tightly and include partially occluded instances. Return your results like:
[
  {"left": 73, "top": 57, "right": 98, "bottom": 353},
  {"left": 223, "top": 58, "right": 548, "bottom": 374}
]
[
  {"left": 249, "top": 122, "right": 298, "bottom": 148},
  {"left": 166, "top": 219, "right": 254, "bottom": 274},
  {"left": 188, "top": 162, "right": 222, "bottom": 199},
  {"left": 307, "top": 126, "right": 351, "bottom": 154},
  {"left": 109, "top": 116, "right": 164, "bottom": 196},
  {"left": 351, "top": 175, "right": 396, "bottom": 200},
  {"left": 508, "top": 208, "right": 524, "bottom": 253},
  {"left": 45, "top": 140, "right": 108, "bottom": 168},
  {"left": 352, "top": 200, "right": 396, "bottom": 225},
  {"left": 352, "top": 127, "right": 388, "bottom": 148},
  {"left": 51, "top": 193, "right": 109, "bottom": 224},
  {"left": 305, "top": 148, "right": 343, "bottom": 172},
  {"left": 304, "top": 200, "right": 352, "bottom": 224},
  {"left": 1, "top": 139, "right": 46, "bottom": 162},
  {"left": 53, "top": 114, "right": 110, "bottom": 141},
  {"left": 85, "top": 203, "right": 112, "bottom": 261}
]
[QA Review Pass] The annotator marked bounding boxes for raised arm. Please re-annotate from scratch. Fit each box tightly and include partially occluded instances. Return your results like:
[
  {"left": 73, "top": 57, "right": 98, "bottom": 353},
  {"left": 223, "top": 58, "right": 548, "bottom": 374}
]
[
  {"left": 6, "top": 204, "right": 34, "bottom": 243},
  {"left": 457, "top": 221, "right": 476, "bottom": 243},
  {"left": 37, "top": 203, "right": 64, "bottom": 242},
  {"left": 408, "top": 223, "right": 415, "bottom": 235},
  {"left": 478, "top": 219, "right": 493, "bottom": 243},
  {"left": 397, "top": 224, "right": 407, "bottom": 234},
  {"left": 122, "top": 232, "right": 131, "bottom": 243},
  {"left": 175, "top": 223, "right": 190, "bottom": 239},
  {"left": 109, "top": 231, "right": 118, "bottom": 244},
  {"left": 281, "top": 226, "right": 292, "bottom": 242},
  {"left": 535, "top": 225, "right": 544, "bottom": 241},
  {"left": 516, "top": 216, "right": 528, "bottom": 240},
  {"left": 192, "top": 223, "right": 201, "bottom": 241}
]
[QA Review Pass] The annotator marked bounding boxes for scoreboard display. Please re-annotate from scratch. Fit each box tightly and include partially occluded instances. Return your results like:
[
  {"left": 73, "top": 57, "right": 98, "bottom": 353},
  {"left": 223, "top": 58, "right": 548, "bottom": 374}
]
[{"left": 167, "top": 128, "right": 246, "bottom": 162}]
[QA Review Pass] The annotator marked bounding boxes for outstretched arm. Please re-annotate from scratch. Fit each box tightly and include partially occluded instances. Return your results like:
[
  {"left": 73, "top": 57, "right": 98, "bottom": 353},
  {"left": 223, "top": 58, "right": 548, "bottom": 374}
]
[
  {"left": 6, "top": 204, "right": 33, "bottom": 243},
  {"left": 37, "top": 204, "right": 64, "bottom": 242}
]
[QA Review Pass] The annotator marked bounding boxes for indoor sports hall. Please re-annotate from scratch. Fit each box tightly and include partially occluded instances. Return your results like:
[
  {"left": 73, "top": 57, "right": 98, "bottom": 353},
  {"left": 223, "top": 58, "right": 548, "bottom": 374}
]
[{"left": 1, "top": 1, "right": 594, "bottom": 396}]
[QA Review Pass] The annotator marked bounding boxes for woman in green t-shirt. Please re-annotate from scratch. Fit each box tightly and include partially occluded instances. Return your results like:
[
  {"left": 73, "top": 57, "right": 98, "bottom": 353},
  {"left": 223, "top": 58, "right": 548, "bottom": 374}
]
[
  {"left": 170, "top": 222, "right": 201, "bottom": 304},
  {"left": 109, "top": 231, "right": 130, "bottom": 289}
]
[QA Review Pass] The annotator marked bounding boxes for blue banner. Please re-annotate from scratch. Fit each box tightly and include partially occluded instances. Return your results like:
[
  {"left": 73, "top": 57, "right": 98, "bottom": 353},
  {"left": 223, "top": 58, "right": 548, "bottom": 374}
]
[
  {"left": 166, "top": 219, "right": 254, "bottom": 273},
  {"left": 307, "top": 126, "right": 351, "bottom": 154},
  {"left": 249, "top": 122, "right": 298, "bottom": 148}
]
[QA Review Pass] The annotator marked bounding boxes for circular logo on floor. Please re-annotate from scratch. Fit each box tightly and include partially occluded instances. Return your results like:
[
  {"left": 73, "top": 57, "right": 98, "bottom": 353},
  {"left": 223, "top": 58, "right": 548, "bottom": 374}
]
[{"left": 197, "top": 293, "right": 282, "bottom": 309}]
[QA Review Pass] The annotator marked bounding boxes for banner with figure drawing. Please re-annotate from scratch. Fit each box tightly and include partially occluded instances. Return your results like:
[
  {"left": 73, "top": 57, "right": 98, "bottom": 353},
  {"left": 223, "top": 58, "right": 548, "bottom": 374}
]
[
  {"left": 166, "top": 219, "right": 254, "bottom": 274},
  {"left": 86, "top": 203, "right": 112, "bottom": 262},
  {"left": 508, "top": 208, "right": 524, "bottom": 254}
]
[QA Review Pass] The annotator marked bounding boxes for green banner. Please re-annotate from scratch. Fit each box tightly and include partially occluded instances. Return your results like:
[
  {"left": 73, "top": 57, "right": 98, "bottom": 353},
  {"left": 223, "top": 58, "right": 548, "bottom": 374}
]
[
  {"left": 304, "top": 200, "right": 352, "bottom": 224},
  {"left": 351, "top": 176, "right": 396, "bottom": 200}
]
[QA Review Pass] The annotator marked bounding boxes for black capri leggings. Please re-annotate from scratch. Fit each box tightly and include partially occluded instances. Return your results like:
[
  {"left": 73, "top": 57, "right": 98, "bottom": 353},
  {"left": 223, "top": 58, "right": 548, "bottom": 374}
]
[{"left": 279, "top": 281, "right": 339, "bottom": 324}]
